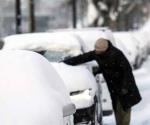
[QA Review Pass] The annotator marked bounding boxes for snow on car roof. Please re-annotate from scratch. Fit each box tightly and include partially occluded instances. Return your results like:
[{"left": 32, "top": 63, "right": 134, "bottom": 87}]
[
  {"left": 2, "top": 32, "right": 82, "bottom": 53},
  {"left": 113, "top": 31, "right": 138, "bottom": 51},
  {"left": 48, "top": 28, "right": 116, "bottom": 51}
]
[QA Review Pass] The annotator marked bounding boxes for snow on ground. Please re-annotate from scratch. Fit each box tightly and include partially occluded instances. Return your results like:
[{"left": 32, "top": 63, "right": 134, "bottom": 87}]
[{"left": 103, "top": 56, "right": 150, "bottom": 125}]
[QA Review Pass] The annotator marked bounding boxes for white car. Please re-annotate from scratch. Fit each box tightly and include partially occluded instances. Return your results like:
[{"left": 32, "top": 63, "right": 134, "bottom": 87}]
[
  {"left": 113, "top": 32, "right": 141, "bottom": 69},
  {"left": 139, "top": 19, "right": 150, "bottom": 52},
  {"left": 132, "top": 31, "right": 149, "bottom": 65},
  {"left": 0, "top": 50, "right": 75, "bottom": 125},
  {"left": 2, "top": 33, "right": 103, "bottom": 125}
]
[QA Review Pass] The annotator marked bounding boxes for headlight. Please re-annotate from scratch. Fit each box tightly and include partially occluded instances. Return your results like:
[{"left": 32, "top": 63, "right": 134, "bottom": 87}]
[{"left": 70, "top": 88, "right": 92, "bottom": 96}]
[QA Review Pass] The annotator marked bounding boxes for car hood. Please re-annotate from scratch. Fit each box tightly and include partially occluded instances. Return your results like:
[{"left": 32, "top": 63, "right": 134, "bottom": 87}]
[{"left": 51, "top": 62, "right": 97, "bottom": 94}]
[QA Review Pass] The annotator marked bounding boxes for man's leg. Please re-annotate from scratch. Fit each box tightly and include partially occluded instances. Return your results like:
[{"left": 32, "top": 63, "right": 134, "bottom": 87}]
[{"left": 114, "top": 100, "right": 131, "bottom": 125}]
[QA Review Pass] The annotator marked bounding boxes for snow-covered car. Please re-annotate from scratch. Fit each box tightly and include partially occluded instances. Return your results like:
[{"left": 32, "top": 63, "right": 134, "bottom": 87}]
[
  {"left": 0, "top": 50, "right": 76, "bottom": 125},
  {"left": 2, "top": 33, "right": 103, "bottom": 125},
  {"left": 135, "top": 19, "right": 150, "bottom": 54},
  {"left": 113, "top": 31, "right": 141, "bottom": 69},
  {"left": 138, "top": 19, "right": 150, "bottom": 55},
  {"left": 132, "top": 31, "right": 149, "bottom": 64},
  {"left": 48, "top": 27, "right": 115, "bottom": 116}
]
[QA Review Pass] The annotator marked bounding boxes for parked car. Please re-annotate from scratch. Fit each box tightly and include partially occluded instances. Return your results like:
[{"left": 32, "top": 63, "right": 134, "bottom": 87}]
[
  {"left": 132, "top": 31, "right": 149, "bottom": 65},
  {"left": 2, "top": 33, "right": 103, "bottom": 125},
  {"left": 139, "top": 19, "right": 150, "bottom": 53},
  {"left": 0, "top": 50, "right": 75, "bottom": 125},
  {"left": 48, "top": 28, "right": 114, "bottom": 116},
  {"left": 113, "top": 32, "right": 141, "bottom": 69}
]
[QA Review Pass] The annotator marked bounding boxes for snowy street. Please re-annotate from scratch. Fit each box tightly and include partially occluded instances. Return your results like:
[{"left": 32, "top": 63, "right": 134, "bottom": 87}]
[{"left": 103, "top": 56, "right": 150, "bottom": 125}]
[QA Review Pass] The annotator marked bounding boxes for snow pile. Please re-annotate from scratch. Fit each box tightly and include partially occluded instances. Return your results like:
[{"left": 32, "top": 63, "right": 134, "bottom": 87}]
[{"left": 0, "top": 50, "right": 71, "bottom": 125}]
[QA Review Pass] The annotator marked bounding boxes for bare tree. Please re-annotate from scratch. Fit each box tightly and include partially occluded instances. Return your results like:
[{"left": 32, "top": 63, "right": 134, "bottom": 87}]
[
  {"left": 15, "top": 0, "right": 22, "bottom": 34},
  {"left": 29, "top": 0, "right": 35, "bottom": 32}
]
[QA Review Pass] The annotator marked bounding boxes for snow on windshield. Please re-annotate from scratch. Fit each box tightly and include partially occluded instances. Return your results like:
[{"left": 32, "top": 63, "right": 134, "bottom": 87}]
[{"left": 43, "top": 51, "right": 73, "bottom": 62}]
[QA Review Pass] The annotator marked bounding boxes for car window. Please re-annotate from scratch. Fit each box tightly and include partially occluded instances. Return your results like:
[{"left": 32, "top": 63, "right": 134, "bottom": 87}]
[{"left": 43, "top": 51, "right": 72, "bottom": 62}]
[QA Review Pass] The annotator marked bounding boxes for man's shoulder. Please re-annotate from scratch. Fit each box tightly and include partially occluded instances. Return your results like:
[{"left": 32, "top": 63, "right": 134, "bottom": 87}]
[{"left": 113, "top": 47, "right": 125, "bottom": 57}]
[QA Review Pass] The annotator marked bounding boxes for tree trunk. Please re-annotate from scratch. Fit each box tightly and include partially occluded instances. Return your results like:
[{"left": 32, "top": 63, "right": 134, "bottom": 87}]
[
  {"left": 15, "top": 0, "right": 22, "bottom": 34},
  {"left": 29, "top": 0, "right": 35, "bottom": 32},
  {"left": 72, "top": 0, "right": 77, "bottom": 28}
]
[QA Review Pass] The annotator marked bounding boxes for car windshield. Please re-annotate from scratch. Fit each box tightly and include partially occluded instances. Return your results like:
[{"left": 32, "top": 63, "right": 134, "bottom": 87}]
[{"left": 43, "top": 51, "right": 72, "bottom": 62}]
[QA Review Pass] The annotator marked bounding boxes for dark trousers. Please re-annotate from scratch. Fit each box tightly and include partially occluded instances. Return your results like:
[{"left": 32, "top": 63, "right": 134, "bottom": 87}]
[{"left": 114, "top": 100, "right": 131, "bottom": 125}]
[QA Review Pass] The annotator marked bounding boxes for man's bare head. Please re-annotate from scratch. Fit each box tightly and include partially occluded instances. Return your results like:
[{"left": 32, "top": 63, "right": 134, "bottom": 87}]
[{"left": 95, "top": 38, "right": 109, "bottom": 54}]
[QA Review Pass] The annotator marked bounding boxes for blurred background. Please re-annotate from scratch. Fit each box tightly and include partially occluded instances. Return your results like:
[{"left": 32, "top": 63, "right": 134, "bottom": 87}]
[{"left": 0, "top": 0, "right": 150, "bottom": 37}]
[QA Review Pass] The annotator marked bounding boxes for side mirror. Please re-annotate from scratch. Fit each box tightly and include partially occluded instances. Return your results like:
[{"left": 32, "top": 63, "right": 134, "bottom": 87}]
[{"left": 63, "top": 103, "right": 76, "bottom": 117}]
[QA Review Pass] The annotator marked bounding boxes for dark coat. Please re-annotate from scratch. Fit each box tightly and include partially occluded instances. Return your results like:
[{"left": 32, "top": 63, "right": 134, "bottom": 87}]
[{"left": 63, "top": 42, "right": 142, "bottom": 111}]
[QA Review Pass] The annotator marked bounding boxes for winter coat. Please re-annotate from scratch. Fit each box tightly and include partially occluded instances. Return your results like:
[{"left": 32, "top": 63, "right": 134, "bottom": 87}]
[{"left": 63, "top": 42, "right": 142, "bottom": 111}]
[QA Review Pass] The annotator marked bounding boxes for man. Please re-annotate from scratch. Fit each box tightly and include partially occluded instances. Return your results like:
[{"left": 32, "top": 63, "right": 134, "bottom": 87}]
[{"left": 63, "top": 38, "right": 142, "bottom": 125}]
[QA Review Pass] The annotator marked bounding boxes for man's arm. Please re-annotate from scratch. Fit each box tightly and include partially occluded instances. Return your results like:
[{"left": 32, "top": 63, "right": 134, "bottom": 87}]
[
  {"left": 63, "top": 51, "right": 95, "bottom": 65},
  {"left": 92, "top": 66, "right": 102, "bottom": 76}
]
